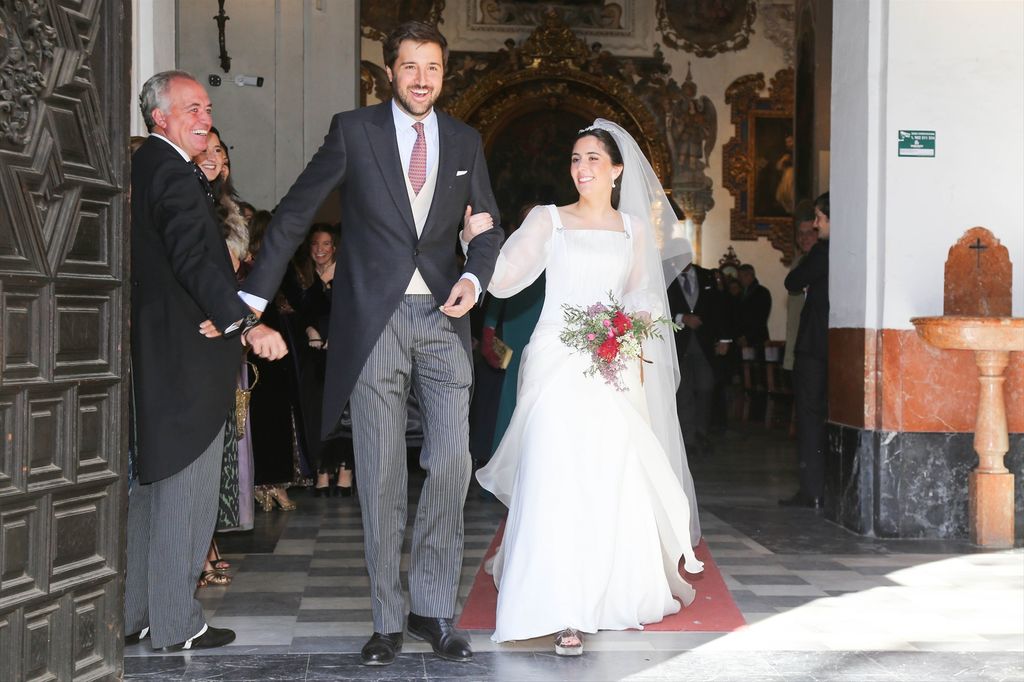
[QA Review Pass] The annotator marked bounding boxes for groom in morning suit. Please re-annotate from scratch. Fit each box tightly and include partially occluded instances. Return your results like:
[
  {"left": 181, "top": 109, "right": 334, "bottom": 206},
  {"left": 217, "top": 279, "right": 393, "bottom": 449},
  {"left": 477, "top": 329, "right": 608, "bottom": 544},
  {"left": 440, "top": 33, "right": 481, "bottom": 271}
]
[
  {"left": 241, "top": 22, "right": 503, "bottom": 665},
  {"left": 125, "top": 71, "right": 285, "bottom": 651}
]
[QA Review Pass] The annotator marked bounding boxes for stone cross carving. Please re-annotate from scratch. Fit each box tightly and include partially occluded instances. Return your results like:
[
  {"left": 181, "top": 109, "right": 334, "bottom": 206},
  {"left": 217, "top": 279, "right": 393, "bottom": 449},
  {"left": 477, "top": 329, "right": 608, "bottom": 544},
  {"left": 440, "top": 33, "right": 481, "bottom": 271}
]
[{"left": 969, "top": 237, "right": 988, "bottom": 269}]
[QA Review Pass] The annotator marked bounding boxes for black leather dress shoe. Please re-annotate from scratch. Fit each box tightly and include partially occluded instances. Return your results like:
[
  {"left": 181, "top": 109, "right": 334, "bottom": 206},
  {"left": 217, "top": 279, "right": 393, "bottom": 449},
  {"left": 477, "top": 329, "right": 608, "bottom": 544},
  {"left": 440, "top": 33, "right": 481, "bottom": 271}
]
[
  {"left": 124, "top": 627, "right": 149, "bottom": 645},
  {"left": 406, "top": 613, "right": 473, "bottom": 662},
  {"left": 158, "top": 625, "right": 236, "bottom": 652},
  {"left": 361, "top": 632, "right": 403, "bottom": 666},
  {"left": 778, "top": 492, "right": 824, "bottom": 508}
]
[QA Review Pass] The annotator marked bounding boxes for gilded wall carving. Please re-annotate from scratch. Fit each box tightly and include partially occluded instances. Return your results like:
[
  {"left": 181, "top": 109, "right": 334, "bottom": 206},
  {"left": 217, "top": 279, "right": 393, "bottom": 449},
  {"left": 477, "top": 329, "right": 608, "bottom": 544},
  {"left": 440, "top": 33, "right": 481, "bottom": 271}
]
[
  {"left": 360, "top": 0, "right": 446, "bottom": 42},
  {"left": 656, "top": 0, "right": 756, "bottom": 57},
  {"left": 665, "top": 64, "right": 716, "bottom": 228},
  {"left": 722, "top": 69, "right": 796, "bottom": 264},
  {"left": 474, "top": 0, "right": 628, "bottom": 32}
]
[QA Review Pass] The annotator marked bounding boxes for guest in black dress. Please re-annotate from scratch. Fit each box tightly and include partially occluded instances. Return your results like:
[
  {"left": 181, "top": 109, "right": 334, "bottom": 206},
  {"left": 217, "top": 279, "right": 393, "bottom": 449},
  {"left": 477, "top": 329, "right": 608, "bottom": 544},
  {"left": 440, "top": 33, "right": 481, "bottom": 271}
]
[
  {"left": 246, "top": 211, "right": 300, "bottom": 511},
  {"left": 294, "top": 224, "right": 354, "bottom": 496}
]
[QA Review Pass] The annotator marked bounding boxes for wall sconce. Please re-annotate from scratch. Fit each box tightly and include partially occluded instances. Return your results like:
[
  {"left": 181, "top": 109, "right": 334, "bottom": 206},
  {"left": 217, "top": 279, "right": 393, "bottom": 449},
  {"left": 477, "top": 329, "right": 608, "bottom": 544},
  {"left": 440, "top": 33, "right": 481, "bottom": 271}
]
[{"left": 214, "top": 0, "right": 231, "bottom": 72}]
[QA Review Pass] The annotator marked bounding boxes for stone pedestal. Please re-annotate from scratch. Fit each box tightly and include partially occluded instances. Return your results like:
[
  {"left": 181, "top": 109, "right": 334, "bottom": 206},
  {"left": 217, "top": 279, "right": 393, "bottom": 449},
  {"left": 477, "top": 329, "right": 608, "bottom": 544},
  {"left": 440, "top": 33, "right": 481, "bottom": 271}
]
[
  {"left": 970, "top": 349, "right": 1015, "bottom": 547},
  {"left": 969, "top": 471, "right": 1015, "bottom": 547}
]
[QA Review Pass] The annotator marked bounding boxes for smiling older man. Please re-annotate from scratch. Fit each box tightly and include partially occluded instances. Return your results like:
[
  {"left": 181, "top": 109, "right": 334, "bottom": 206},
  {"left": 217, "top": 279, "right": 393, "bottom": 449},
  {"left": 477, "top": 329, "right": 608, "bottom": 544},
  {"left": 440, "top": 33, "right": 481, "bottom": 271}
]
[{"left": 123, "top": 70, "right": 285, "bottom": 651}]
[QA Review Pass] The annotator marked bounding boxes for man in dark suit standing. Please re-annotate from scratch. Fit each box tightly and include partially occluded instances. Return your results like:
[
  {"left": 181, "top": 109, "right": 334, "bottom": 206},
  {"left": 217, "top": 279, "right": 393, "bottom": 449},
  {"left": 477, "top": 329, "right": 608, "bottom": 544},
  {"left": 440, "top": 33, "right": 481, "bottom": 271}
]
[
  {"left": 125, "top": 71, "right": 286, "bottom": 651},
  {"left": 668, "top": 262, "right": 728, "bottom": 456},
  {"left": 780, "top": 191, "right": 830, "bottom": 508},
  {"left": 242, "top": 22, "right": 503, "bottom": 666}
]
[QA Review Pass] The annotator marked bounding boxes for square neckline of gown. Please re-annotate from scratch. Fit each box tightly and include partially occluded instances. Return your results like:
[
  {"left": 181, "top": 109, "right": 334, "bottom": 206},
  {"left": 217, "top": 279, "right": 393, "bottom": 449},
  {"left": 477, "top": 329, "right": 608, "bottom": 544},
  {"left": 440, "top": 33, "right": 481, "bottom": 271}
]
[{"left": 548, "top": 204, "right": 631, "bottom": 236}]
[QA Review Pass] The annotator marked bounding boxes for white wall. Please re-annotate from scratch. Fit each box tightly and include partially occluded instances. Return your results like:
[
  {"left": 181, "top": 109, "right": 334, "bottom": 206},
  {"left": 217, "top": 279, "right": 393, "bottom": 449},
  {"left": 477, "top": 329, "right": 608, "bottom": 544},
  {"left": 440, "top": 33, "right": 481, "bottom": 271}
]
[
  {"left": 131, "top": 0, "right": 177, "bottom": 136},
  {"left": 832, "top": 0, "right": 1024, "bottom": 329},
  {"left": 175, "top": 0, "right": 360, "bottom": 211}
]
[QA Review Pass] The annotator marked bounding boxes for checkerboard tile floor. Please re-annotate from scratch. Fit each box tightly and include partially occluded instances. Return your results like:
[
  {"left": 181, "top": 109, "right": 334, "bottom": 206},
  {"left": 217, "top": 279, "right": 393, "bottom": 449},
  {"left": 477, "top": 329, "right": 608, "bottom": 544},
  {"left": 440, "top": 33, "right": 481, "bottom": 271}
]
[{"left": 124, "top": 429, "right": 1024, "bottom": 681}]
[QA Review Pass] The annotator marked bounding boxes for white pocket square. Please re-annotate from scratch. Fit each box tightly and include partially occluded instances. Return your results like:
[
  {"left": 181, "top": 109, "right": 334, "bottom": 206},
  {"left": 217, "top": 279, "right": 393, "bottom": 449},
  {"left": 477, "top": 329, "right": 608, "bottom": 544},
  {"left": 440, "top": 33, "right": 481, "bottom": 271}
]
[{"left": 456, "top": 170, "right": 468, "bottom": 176}]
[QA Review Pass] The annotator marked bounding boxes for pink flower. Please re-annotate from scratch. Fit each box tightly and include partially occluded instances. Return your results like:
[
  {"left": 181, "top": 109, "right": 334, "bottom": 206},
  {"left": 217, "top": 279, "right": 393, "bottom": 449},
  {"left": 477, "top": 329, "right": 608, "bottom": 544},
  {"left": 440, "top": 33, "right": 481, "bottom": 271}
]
[
  {"left": 587, "top": 333, "right": 596, "bottom": 340},
  {"left": 602, "top": 319, "right": 612, "bottom": 328}
]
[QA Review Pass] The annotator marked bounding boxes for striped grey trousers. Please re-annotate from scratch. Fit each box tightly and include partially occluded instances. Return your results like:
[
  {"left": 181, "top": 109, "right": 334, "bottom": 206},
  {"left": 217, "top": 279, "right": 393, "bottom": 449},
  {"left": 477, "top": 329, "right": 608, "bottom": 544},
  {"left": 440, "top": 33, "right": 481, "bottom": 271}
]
[
  {"left": 123, "top": 425, "right": 224, "bottom": 648},
  {"left": 349, "top": 295, "right": 473, "bottom": 633}
]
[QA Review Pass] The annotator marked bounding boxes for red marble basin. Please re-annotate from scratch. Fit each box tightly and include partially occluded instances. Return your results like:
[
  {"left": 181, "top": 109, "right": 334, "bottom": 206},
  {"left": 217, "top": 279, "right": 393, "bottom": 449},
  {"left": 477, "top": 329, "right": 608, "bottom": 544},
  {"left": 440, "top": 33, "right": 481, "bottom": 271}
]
[{"left": 910, "top": 316, "right": 1024, "bottom": 353}]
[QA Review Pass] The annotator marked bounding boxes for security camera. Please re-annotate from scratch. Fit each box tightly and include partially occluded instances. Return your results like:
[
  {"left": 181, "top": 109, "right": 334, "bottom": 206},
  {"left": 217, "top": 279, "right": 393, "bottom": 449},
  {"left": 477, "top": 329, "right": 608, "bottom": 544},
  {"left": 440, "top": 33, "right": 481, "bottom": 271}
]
[{"left": 234, "top": 75, "right": 264, "bottom": 87}]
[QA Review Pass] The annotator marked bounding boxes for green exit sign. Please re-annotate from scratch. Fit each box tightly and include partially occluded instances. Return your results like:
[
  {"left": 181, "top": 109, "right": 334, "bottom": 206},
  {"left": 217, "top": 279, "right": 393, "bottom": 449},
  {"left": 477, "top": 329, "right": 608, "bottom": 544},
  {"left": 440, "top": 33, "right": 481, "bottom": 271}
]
[{"left": 898, "top": 130, "right": 936, "bottom": 157}]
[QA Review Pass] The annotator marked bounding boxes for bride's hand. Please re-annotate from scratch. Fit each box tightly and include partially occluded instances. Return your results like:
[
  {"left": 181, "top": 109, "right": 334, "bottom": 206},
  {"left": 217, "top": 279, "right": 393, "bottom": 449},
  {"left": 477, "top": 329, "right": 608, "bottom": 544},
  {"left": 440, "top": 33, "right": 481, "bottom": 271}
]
[
  {"left": 634, "top": 310, "right": 652, "bottom": 325},
  {"left": 462, "top": 205, "right": 494, "bottom": 243}
]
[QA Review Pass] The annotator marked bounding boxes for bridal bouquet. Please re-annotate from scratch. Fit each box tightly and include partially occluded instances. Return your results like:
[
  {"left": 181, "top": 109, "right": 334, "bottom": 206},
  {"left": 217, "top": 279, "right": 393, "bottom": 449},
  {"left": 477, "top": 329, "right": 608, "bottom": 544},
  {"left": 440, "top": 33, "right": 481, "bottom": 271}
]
[{"left": 559, "top": 292, "right": 675, "bottom": 391}]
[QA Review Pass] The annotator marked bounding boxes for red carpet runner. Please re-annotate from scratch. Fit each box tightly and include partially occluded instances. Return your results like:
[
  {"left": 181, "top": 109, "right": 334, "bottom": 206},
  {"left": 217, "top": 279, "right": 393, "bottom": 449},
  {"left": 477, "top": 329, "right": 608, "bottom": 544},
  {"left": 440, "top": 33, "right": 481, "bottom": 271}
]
[{"left": 457, "top": 520, "right": 746, "bottom": 632}]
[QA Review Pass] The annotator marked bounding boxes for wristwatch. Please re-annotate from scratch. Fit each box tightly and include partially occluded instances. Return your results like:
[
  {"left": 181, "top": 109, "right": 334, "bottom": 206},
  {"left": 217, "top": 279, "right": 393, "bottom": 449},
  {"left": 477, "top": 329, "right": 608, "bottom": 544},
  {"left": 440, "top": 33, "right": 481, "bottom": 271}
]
[{"left": 240, "top": 313, "right": 262, "bottom": 345}]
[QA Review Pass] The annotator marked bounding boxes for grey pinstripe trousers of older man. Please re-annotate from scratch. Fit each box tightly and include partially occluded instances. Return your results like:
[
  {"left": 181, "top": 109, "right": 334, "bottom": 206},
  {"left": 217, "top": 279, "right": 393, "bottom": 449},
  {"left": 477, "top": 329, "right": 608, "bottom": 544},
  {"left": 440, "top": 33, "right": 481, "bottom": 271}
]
[
  {"left": 349, "top": 295, "right": 473, "bottom": 634},
  {"left": 123, "top": 425, "right": 224, "bottom": 648}
]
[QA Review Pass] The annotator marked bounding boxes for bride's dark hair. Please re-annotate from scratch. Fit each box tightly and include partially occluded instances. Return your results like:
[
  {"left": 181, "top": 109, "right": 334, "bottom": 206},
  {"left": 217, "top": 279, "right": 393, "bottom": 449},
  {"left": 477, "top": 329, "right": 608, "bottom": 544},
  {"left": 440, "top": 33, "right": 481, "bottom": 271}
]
[{"left": 575, "top": 127, "right": 623, "bottom": 208}]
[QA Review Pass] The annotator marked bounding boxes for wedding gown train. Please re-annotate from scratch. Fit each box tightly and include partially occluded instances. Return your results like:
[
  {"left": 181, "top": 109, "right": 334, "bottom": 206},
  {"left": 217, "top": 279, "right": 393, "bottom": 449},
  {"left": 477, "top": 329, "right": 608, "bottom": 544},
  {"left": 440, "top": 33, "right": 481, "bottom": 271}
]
[{"left": 476, "top": 205, "right": 703, "bottom": 643}]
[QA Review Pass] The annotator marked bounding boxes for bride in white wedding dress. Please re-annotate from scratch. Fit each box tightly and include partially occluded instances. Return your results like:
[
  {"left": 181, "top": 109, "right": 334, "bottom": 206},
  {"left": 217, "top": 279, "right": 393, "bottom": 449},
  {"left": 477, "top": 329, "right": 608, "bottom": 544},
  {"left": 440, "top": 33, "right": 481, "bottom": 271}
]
[{"left": 475, "top": 120, "right": 704, "bottom": 656}]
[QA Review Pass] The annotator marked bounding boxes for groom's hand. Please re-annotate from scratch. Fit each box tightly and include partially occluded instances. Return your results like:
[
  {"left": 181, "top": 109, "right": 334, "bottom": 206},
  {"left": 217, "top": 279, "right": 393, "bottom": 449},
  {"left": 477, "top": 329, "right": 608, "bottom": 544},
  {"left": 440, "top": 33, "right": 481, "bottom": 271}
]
[
  {"left": 440, "top": 278, "right": 476, "bottom": 318},
  {"left": 461, "top": 205, "right": 494, "bottom": 243},
  {"left": 245, "top": 325, "right": 289, "bottom": 360}
]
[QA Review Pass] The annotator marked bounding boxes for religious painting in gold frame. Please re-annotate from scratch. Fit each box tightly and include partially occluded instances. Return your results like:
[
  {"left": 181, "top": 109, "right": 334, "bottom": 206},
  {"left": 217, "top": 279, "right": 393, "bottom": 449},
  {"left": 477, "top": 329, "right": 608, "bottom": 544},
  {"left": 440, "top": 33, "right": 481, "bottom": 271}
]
[{"left": 722, "top": 69, "right": 796, "bottom": 264}]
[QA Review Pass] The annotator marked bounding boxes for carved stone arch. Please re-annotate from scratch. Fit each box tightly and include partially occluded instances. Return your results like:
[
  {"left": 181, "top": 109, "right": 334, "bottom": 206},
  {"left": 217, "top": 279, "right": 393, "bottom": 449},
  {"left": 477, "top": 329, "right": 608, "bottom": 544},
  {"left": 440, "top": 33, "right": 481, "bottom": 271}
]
[
  {"left": 434, "top": 12, "right": 687, "bottom": 235},
  {"left": 446, "top": 65, "right": 672, "bottom": 188}
]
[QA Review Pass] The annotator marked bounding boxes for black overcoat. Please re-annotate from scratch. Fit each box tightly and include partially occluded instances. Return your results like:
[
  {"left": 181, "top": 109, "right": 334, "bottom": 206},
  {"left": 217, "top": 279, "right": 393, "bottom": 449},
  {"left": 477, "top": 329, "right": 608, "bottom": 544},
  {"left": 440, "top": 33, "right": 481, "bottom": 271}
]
[{"left": 130, "top": 137, "right": 249, "bottom": 483}]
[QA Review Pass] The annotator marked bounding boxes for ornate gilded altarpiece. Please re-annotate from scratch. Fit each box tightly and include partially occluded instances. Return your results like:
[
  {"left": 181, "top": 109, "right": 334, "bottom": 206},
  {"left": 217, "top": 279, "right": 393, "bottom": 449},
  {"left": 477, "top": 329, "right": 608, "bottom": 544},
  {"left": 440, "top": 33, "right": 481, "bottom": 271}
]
[{"left": 722, "top": 69, "right": 796, "bottom": 264}]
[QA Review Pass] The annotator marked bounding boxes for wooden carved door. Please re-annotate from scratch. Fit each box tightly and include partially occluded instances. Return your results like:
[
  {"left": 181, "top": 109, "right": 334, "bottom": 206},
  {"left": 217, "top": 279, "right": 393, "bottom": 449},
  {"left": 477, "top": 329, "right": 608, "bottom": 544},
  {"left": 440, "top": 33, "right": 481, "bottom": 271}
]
[{"left": 0, "top": 1, "right": 130, "bottom": 679}]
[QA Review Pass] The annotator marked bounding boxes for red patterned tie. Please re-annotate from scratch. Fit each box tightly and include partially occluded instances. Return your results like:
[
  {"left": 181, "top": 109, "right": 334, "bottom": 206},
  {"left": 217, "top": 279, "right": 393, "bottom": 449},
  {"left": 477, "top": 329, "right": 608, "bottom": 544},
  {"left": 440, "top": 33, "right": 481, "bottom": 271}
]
[{"left": 409, "top": 121, "right": 426, "bottom": 194}]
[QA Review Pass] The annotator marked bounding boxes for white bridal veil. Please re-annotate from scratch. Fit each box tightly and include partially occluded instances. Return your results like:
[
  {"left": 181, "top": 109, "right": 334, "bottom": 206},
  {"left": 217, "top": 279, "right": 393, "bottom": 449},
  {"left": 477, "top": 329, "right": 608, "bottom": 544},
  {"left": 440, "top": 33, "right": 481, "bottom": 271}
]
[{"left": 590, "top": 118, "right": 701, "bottom": 541}]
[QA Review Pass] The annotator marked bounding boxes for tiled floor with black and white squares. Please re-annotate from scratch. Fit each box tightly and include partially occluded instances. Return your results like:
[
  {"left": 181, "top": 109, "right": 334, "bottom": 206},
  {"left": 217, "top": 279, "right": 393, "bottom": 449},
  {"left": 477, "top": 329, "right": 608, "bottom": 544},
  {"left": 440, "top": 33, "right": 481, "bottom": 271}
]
[{"left": 124, "top": 428, "right": 1024, "bottom": 681}]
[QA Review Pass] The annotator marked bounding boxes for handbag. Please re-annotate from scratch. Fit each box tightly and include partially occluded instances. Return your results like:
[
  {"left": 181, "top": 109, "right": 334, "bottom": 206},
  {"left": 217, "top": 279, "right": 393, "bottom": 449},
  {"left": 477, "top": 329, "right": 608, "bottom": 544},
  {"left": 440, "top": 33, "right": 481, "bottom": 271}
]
[
  {"left": 234, "top": 361, "right": 259, "bottom": 435},
  {"left": 491, "top": 334, "right": 513, "bottom": 370}
]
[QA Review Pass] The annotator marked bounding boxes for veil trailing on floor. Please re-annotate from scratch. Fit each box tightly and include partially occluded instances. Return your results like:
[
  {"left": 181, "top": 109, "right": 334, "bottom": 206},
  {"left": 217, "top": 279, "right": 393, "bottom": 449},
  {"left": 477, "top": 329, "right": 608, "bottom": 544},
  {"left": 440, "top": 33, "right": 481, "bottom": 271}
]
[{"left": 589, "top": 118, "right": 701, "bottom": 541}]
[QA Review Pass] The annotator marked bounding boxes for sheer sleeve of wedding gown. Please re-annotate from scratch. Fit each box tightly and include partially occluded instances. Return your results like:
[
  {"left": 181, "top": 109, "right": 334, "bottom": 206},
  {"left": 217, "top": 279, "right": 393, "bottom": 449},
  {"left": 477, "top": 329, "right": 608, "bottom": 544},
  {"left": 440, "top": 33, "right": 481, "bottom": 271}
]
[
  {"left": 621, "top": 215, "right": 664, "bottom": 318},
  {"left": 487, "top": 206, "right": 554, "bottom": 299}
]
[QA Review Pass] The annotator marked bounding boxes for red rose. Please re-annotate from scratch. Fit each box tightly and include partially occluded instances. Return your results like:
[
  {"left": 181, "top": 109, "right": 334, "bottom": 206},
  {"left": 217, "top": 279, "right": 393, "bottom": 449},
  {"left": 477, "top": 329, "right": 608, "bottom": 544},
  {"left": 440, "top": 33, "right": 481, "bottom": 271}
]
[
  {"left": 597, "top": 336, "right": 620, "bottom": 362},
  {"left": 612, "top": 310, "right": 632, "bottom": 335}
]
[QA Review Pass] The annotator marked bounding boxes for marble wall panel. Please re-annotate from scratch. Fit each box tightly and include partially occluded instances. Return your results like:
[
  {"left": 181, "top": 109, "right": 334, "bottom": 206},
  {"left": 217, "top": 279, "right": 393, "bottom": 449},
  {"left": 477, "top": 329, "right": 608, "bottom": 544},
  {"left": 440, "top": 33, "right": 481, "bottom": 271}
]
[
  {"left": 826, "top": 424, "right": 1024, "bottom": 539},
  {"left": 827, "top": 327, "right": 869, "bottom": 429},
  {"left": 828, "top": 327, "right": 1023, "bottom": 434}
]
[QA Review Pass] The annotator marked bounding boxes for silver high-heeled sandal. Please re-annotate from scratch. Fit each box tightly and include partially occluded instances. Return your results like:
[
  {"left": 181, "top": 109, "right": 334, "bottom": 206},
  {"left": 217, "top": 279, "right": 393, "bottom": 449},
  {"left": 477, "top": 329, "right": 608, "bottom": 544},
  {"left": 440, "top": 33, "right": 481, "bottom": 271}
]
[{"left": 554, "top": 628, "right": 583, "bottom": 656}]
